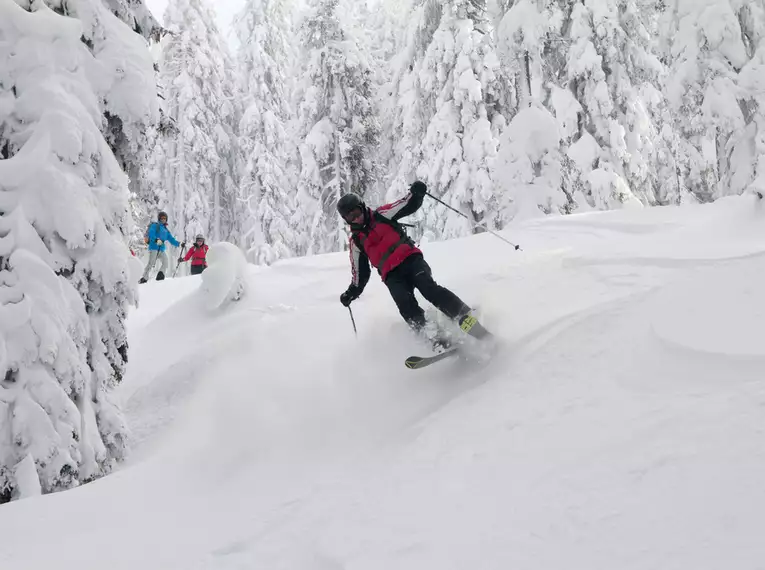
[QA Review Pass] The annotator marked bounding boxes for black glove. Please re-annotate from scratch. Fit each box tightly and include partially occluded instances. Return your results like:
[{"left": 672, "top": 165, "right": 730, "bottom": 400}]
[
  {"left": 410, "top": 180, "right": 427, "bottom": 197},
  {"left": 178, "top": 257, "right": 184, "bottom": 263},
  {"left": 340, "top": 286, "right": 360, "bottom": 307},
  {"left": 180, "top": 242, "right": 186, "bottom": 248}
]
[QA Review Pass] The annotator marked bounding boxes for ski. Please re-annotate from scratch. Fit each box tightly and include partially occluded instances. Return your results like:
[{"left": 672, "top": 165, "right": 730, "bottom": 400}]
[
  {"left": 405, "top": 348, "right": 460, "bottom": 370},
  {"left": 405, "top": 314, "right": 494, "bottom": 370}
]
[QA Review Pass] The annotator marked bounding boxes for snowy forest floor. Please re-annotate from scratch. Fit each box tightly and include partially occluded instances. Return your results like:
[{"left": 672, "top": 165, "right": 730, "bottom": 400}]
[{"left": 2, "top": 196, "right": 765, "bottom": 569}]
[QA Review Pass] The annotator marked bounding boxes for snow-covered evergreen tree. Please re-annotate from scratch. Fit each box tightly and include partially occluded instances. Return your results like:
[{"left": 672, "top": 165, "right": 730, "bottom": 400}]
[
  {"left": 94, "top": 0, "right": 165, "bottom": 248},
  {"left": 360, "top": 0, "right": 408, "bottom": 204},
  {"left": 236, "top": 0, "right": 298, "bottom": 264},
  {"left": 662, "top": 0, "right": 752, "bottom": 201},
  {"left": 102, "top": 0, "right": 162, "bottom": 40},
  {"left": 563, "top": 0, "right": 663, "bottom": 209},
  {"left": 131, "top": 97, "right": 176, "bottom": 250},
  {"left": 387, "top": 0, "right": 504, "bottom": 240},
  {"left": 495, "top": 0, "right": 582, "bottom": 221},
  {"left": 492, "top": 0, "right": 690, "bottom": 219},
  {"left": 151, "top": 0, "right": 241, "bottom": 244},
  {"left": 293, "top": 0, "right": 381, "bottom": 254},
  {"left": 1, "top": 0, "right": 157, "bottom": 501},
  {"left": 725, "top": 0, "right": 765, "bottom": 197},
  {"left": 383, "top": 0, "right": 441, "bottom": 212}
]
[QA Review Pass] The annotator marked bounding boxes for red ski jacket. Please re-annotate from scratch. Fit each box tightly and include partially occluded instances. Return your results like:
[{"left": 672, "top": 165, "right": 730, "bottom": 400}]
[
  {"left": 348, "top": 190, "right": 423, "bottom": 289},
  {"left": 183, "top": 244, "right": 208, "bottom": 266}
]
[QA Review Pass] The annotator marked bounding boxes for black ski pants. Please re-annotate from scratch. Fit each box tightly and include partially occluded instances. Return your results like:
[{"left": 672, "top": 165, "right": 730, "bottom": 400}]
[
  {"left": 190, "top": 264, "right": 206, "bottom": 276},
  {"left": 384, "top": 254, "right": 470, "bottom": 331}
]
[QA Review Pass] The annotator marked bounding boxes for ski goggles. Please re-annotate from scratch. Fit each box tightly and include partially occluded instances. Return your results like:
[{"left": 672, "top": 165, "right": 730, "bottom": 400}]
[{"left": 343, "top": 207, "right": 364, "bottom": 224}]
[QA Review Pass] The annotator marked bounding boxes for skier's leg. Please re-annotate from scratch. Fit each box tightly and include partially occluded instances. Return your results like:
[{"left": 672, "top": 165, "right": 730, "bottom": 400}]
[
  {"left": 411, "top": 256, "right": 471, "bottom": 320},
  {"left": 155, "top": 251, "right": 169, "bottom": 280},
  {"left": 385, "top": 265, "right": 426, "bottom": 331},
  {"left": 142, "top": 250, "right": 159, "bottom": 280},
  {"left": 190, "top": 265, "right": 205, "bottom": 276}
]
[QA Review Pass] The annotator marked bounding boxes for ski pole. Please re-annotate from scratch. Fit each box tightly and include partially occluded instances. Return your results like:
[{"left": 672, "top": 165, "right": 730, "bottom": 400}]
[
  {"left": 173, "top": 236, "right": 187, "bottom": 278},
  {"left": 348, "top": 306, "right": 357, "bottom": 338},
  {"left": 425, "top": 191, "right": 521, "bottom": 251}
]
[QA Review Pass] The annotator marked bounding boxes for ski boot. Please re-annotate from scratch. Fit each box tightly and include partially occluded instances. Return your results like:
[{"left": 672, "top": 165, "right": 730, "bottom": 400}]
[
  {"left": 138, "top": 277, "right": 147, "bottom": 284},
  {"left": 156, "top": 271, "right": 165, "bottom": 281},
  {"left": 458, "top": 313, "right": 491, "bottom": 340}
]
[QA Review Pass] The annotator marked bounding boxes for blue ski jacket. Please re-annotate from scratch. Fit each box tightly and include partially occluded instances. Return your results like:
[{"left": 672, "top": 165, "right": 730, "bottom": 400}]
[{"left": 147, "top": 222, "right": 181, "bottom": 252}]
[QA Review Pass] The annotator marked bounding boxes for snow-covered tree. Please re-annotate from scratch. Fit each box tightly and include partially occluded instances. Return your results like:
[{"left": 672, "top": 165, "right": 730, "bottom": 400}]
[
  {"left": 563, "top": 0, "right": 665, "bottom": 209},
  {"left": 360, "top": 0, "right": 409, "bottom": 203},
  {"left": 382, "top": 0, "right": 441, "bottom": 212},
  {"left": 387, "top": 0, "right": 505, "bottom": 240},
  {"left": 293, "top": 0, "right": 381, "bottom": 254},
  {"left": 725, "top": 0, "right": 765, "bottom": 197},
  {"left": 493, "top": 0, "right": 576, "bottom": 222},
  {"left": 1, "top": 0, "right": 157, "bottom": 501},
  {"left": 102, "top": 0, "right": 162, "bottom": 40},
  {"left": 236, "top": 0, "right": 298, "bottom": 264},
  {"left": 96, "top": 0, "right": 165, "bottom": 249},
  {"left": 492, "top": 0, "right": 690, "bottom": 219},
  {"left": 662, "top": 0, "right": 753, "bottom": 201},
  {"left": 363, "top": 0, "right": 410, "bottom": 68},
  {"left": 152, "top": 0, "right": 241, "bottom": 244},
  {"left": 131, "top": 98, "right": 176, "bottom": 249}
]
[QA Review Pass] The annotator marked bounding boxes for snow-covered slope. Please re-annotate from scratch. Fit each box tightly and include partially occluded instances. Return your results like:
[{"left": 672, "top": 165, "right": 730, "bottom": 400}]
[{"left": 2, "top": 196, "right": 765, "bottom": 569}]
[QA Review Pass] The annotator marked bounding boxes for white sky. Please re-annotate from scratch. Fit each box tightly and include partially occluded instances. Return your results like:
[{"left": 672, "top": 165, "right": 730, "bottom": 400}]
[{"left": 145, "top": 0, "right": 246, "bottom": 48}]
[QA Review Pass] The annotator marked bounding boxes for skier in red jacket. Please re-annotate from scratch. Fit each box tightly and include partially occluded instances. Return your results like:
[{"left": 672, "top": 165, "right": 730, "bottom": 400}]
[
  {"left": 179, "top": 234, "right": 209, "bottom": 275},
  {"left": 338, "top": 181, "right": 484, "bottom": 350}
]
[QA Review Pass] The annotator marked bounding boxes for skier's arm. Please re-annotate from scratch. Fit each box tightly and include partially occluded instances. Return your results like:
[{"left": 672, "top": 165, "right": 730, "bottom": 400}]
[
  {"left": 376, "top": 181, "right": 427, "bottom": 221},
  {"left": 349, "top": 239, "right": 370, "bottom": 293},
  {"left": 340, "top": 239, "right": 369, "bottom": 307},
  {"left": 166, "top": 231, "right": 181, "bottom": 248},
  {"left": 183, "top": 248, "right": 194, "bottom": 262}
]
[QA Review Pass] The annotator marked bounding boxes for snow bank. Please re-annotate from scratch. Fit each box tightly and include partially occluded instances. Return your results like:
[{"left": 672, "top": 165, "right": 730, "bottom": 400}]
[{"left": 200, "top": 242, "right": 248, "bottom": 310}]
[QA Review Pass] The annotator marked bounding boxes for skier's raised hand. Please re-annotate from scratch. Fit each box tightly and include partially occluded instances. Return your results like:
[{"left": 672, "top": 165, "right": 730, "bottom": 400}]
[{"left": 409, "top": 180, "right": 427, "bottom": 197}]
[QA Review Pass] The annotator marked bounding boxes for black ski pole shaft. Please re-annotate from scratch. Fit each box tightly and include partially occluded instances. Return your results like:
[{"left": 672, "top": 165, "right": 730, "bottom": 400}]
[
  {"left": 425, "top": 191, "right": 521, "bottom": 251},
  {"left": 348, "top": 306, "right": 357, "bottom": 337},
  {"left": 173, "top": 248, "right": 184, "bottom": 278},
  {"left": 173, "top": 236, "right": 187, "bottom": 278}
]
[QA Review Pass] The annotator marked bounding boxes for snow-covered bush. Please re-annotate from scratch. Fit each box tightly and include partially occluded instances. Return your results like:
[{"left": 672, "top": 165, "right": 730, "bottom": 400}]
[{"left": 200, "top": 242, "right": 248, "bottom": 310}]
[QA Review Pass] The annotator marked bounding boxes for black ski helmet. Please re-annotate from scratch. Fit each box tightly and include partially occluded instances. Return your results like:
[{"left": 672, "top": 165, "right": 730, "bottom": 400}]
[
  {"left": 158, "top": 210, "right": 168, "bottom": 222},
  {"left": 337, "top": 194, "right": 364, "bottom": 219}
]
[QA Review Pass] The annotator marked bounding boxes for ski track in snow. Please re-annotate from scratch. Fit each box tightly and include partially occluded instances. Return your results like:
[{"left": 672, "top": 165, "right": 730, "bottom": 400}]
[{"left": 1, "top": 196, "right": 765, "bottom": 569}]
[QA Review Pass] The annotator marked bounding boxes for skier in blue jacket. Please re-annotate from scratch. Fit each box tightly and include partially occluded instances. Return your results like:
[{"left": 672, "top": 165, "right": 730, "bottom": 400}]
[{"left": 140, "top": 211, "right": 184, "bottom": 283}]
